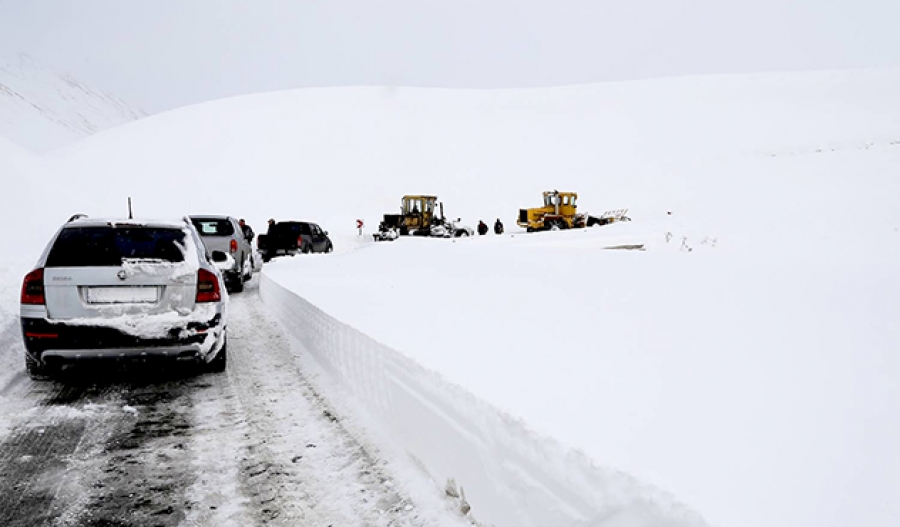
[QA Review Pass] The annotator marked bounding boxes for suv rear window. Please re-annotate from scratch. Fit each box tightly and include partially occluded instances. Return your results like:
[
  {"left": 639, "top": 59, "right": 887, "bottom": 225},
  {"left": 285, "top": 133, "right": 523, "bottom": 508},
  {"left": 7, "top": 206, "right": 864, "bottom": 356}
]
[
  {"left": 273, "top": 222, "right": 310, "bottom": 236},
  {"left": 191, "top": 218, "right": 235, "bottom": 236},
  {"left": 46, "top": 227, "right": 187, "bottom": 267}
]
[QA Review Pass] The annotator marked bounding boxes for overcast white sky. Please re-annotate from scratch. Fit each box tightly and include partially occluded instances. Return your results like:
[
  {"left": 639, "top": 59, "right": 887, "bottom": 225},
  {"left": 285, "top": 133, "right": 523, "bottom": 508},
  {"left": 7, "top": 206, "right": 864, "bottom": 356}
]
[{"left": 2, "top": 0, "right": 899, "bottom": 112}]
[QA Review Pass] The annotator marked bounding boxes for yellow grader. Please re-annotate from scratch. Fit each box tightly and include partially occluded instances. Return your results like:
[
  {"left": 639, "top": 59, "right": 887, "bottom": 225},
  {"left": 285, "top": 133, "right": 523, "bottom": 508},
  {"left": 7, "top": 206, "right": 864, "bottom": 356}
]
[
  {"left": 517, "top": 190, "right": 629, "bottom": 232},
  {"left": 375, "top": 195, "right": 474, "bottom": 241}
]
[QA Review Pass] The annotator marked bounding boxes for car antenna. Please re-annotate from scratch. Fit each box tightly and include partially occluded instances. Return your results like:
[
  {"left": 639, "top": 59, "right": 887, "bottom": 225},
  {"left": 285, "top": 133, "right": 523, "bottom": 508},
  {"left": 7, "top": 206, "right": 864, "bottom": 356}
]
[{"left": 128, "top": 197, "right": 133, "bottom": 219}]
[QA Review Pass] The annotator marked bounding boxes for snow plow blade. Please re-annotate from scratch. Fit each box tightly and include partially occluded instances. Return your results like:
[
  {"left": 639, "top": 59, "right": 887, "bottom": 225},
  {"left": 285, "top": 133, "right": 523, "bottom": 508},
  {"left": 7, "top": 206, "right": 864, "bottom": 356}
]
[{"left": 587, "top": 209, "right": 631, "bottom": 227}]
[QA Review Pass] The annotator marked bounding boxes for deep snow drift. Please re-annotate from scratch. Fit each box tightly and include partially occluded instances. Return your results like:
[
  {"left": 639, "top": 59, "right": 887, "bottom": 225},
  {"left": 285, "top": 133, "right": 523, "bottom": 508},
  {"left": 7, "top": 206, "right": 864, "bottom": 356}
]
[{"left": 2, "top": 69, "right": 900, "bottom": 526}]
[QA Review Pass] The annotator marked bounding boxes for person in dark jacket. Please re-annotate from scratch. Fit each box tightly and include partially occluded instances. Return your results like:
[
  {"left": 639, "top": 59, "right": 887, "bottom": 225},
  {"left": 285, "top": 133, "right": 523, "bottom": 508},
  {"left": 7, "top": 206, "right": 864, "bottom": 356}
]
[
  {"left": 477, "top": 220, "right": 488, "bottom": 236},
  {"left": 493, "top": 218, "right": 504, "bottom": 235},
  {"left": 239, "top": 218, "right": 254, "bottom": 242}
]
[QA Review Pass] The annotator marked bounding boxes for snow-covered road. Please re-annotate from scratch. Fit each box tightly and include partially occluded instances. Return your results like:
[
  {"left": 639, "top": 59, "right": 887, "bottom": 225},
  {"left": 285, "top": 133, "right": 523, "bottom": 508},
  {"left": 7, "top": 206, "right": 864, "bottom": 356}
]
[{"left": 0, "top": 279, "right": 468, "bottom": 527}]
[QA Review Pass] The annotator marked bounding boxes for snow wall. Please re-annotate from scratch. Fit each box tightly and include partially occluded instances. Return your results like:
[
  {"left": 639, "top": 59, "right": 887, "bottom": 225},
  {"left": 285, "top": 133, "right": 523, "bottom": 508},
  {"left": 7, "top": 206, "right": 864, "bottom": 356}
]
[{"left": 260, "top": 274, "right": 705, "bottom": 527}]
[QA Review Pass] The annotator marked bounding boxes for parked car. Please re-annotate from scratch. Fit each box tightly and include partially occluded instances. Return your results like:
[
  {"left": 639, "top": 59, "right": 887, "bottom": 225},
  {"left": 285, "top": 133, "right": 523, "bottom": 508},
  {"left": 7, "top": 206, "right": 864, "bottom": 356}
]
[
  {"left": 20, "top": 215, "right": 229, "bottom": 379},
  {"left": 257, "top": 220, "right": 333, "bottom": 262},
  {"left": 189, "top": 215, "right": 253, "bottom": 292}
]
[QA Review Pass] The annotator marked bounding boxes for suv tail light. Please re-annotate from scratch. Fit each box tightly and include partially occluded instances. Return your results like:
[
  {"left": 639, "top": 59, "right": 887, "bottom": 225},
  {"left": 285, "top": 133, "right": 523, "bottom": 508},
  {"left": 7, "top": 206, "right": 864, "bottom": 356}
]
[
  {"left": 229, "top": 239, "right": 238, "bottom": 253},
  {"left": 21, "top": 268, "right": 45, "bottom": 305},
  {"left": 297, "top": 235, "right": 303, "bottom": 247},
  {"left": 196, "top": 269, "right": 221, "bottom": 303}
]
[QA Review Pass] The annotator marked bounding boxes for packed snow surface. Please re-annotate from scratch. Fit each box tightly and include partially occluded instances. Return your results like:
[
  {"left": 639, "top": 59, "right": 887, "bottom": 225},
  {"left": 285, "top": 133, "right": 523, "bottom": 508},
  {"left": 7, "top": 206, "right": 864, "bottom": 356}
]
[{"left": 2, "top": 69, "right": 900, "bottom": 526}]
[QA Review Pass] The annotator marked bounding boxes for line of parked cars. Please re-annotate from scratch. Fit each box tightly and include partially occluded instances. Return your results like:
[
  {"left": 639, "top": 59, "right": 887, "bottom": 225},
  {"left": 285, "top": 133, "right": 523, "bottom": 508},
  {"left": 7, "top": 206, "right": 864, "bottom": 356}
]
[{"left": 19, "top": 213, "right": 333, "bottom": 380}]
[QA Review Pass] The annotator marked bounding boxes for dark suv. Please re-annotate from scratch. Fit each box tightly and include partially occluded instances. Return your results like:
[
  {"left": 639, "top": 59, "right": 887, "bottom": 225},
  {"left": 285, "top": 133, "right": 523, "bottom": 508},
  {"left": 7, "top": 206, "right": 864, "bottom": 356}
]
[{"left": 257, "top": 221, "right": 333, "bottom": 262}]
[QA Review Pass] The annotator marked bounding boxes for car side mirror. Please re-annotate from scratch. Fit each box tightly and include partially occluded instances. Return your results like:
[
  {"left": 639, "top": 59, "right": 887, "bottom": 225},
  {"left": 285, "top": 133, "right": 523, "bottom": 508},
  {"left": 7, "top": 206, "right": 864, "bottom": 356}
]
[
  {"left": 324, "top": 231, "right": 329, "bottom": 236},
  {"left": 211, "top": 250, "right": 228, "bottom": 263}
]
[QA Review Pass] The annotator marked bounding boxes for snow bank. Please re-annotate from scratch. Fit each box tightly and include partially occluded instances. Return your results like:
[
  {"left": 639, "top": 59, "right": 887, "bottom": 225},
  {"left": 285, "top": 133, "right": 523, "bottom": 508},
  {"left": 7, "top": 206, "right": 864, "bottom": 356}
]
[
  {"left": 266, "top": 218, "right": 900, "bottom": 527},
  {"left": 0, "top": 136, "right": 68, "bottom": 258},
  {"left": 260, "top": 274, "right": 706, "bottom": 527},
  {"left": 0, "top": 137, "right": 39, "bottom": 387}
]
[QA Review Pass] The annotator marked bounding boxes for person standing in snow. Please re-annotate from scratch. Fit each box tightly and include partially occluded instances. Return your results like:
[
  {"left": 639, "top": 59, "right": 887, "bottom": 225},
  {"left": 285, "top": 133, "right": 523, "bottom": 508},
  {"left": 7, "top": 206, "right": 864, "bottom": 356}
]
[
  {"left": 239, "top": 218, "right": 254, "bottom": 242},
  {"left": 493, "top": 218, "right": 504, "bottom": 235},
  {"left": 477, "top": 220, "right": 488, "bottom": 235}
]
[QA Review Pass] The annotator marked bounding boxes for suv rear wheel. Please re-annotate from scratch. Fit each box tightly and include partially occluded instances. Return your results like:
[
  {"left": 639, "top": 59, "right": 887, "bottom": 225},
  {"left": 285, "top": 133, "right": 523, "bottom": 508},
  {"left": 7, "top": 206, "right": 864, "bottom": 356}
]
[
  {"left": 25, "top": 353, "right": 51, "bottom": 380},
  {"left": 207, "top": 338, "right": 227, "bottom": 373}
]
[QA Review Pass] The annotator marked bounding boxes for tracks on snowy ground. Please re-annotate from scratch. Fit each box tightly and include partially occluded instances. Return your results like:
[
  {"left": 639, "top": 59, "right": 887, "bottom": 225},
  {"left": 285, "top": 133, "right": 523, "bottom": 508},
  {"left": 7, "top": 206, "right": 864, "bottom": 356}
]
[{"left": 0, "top": 279, "right": 449, "bottom": 526}]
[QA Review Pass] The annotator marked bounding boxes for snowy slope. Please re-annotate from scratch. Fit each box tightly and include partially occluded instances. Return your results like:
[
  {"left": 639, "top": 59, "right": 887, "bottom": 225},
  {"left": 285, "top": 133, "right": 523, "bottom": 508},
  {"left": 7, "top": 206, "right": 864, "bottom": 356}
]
[
  {"left": 0, "top": 137, "right": 41, "bottom": 386},
  {"left": 38, "top": 68, "right": 900, "bottom": 247},
  {"left": 3, "top": 69, "right": 900, "bottom": 526},
  {"left": 0, "top": 53, "right": 145, "bottom": 153}
]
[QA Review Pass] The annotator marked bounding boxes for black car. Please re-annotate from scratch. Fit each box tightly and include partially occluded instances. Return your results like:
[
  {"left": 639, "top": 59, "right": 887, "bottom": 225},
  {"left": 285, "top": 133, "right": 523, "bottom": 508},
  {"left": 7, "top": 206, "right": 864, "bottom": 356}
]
[{"left": 257, "top": 221, "right": 333, "bottom": 262}]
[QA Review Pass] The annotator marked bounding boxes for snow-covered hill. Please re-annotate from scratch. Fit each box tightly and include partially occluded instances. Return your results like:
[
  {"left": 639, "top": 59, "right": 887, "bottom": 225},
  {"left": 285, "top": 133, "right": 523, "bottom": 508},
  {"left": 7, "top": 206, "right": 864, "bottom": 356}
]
[
  {"left": 0, "top": 53, "right": 145, "bottom": 153},
  {"left": 3, "top": 69, "right": 900, "bottom": 527}
]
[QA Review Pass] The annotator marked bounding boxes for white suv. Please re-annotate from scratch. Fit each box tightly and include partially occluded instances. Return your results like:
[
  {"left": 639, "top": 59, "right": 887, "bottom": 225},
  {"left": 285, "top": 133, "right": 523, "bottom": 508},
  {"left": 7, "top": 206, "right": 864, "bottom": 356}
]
[
  {"left": 189, "top": 215, "right": 253, "bottom": 292},
  {"left": 20, "top": 215, "right": 229, "bottom": 378}
]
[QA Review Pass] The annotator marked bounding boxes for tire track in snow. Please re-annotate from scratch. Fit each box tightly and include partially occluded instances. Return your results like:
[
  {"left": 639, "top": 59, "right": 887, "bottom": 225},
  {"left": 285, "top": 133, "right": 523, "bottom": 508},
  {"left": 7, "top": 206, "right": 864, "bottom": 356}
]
[
  {"left": 0, "top": 278, "right": 464, "bottom": 526},
  {"left": 220, "top": 284, "right": 433, "bottom": 527},
  {"left": 0, "top": 365, "right": 209, "bottom": 526},
  {"left": 0, "top": 376, "right": 127, "bottom": 526},
  {"left": 75, "top": 375, "right": 202, "bottom": 527}
]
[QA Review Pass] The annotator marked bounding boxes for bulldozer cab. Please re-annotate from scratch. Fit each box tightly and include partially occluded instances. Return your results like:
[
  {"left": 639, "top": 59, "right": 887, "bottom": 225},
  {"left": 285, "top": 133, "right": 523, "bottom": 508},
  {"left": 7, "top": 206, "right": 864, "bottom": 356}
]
[
  {"left": 401, "top": 195, "right": 438, "bottom": 230},
  {"left": 543, "top": 191, "right": 578, "bottom": 215}
]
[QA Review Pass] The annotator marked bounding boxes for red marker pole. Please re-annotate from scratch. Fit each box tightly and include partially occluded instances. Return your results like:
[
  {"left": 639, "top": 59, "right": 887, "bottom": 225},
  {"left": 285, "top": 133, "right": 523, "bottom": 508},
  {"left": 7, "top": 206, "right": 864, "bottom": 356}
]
[{"left": 356, "top": 219, "right": 364, "bottom": 235}]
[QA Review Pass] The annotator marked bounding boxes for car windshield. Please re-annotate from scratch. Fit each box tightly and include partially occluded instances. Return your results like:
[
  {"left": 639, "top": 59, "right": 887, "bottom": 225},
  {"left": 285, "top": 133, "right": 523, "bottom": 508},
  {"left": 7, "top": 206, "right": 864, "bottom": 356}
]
[
  {"left": 191, "top": 218, "right": 235, "bottom": 236},
  {"left": 46, "top": 227, "right": 186, "bottom": 267}
]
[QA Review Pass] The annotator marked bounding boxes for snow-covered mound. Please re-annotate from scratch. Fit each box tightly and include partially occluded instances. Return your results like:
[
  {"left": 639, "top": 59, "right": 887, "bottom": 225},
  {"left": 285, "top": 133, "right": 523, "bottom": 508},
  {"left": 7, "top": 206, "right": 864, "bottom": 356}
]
[
  {"left": 6, "top": 69, "right": 900, "bottom": 527},
  {"left": 0, "top": 53, "right": 145, "bottom": 153}
]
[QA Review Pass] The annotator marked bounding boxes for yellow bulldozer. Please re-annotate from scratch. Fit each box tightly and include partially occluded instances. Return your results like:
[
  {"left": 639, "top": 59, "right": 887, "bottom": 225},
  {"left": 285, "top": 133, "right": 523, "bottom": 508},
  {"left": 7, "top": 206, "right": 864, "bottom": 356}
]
[{"left": 517, "top": 190, "right": 630, "bottom": 232}]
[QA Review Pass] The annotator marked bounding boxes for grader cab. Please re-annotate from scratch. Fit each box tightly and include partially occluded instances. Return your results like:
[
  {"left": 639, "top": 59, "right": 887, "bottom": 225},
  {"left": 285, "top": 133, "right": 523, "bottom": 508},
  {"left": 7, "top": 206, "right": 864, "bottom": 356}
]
[
  {"left": 379, "top": 195, "right": 440, "bottom": 235},
  {"left": 517, "top": 190, "right": 629, "bottom": 232},
  {"left": 376, "top": 195, "right": 474, "bottom": 240}
]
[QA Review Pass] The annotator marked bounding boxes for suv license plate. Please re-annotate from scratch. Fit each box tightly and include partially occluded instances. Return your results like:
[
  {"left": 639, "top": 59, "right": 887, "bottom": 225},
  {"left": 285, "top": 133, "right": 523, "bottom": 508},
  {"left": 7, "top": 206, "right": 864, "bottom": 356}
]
[{"left": 85, "top": 287, "right": 160, "bottom": 304}]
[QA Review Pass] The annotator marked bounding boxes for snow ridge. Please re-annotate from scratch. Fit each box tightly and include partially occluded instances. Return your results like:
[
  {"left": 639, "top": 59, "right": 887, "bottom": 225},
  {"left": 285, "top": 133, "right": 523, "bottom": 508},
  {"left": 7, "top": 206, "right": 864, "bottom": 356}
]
[{"left": 0, "top": 53, "right": 145, "bottom": 153}]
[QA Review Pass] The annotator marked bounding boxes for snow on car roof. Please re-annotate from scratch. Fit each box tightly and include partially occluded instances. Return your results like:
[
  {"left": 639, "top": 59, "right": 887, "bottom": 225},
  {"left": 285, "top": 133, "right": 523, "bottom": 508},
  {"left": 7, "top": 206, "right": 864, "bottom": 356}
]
[
  {"left": 65, "top": 217, "right": 190, "bottom": 229},
  {"left": 188, "top": 214, "right": 236, "bottom": 220}
]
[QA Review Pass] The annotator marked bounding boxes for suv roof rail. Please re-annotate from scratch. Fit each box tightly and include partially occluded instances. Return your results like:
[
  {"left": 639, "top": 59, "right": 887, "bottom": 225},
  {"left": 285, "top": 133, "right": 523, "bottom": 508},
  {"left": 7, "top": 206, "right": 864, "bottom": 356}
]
[{"left": 67, "top": 213, "right": 88, "bottom": 222}]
